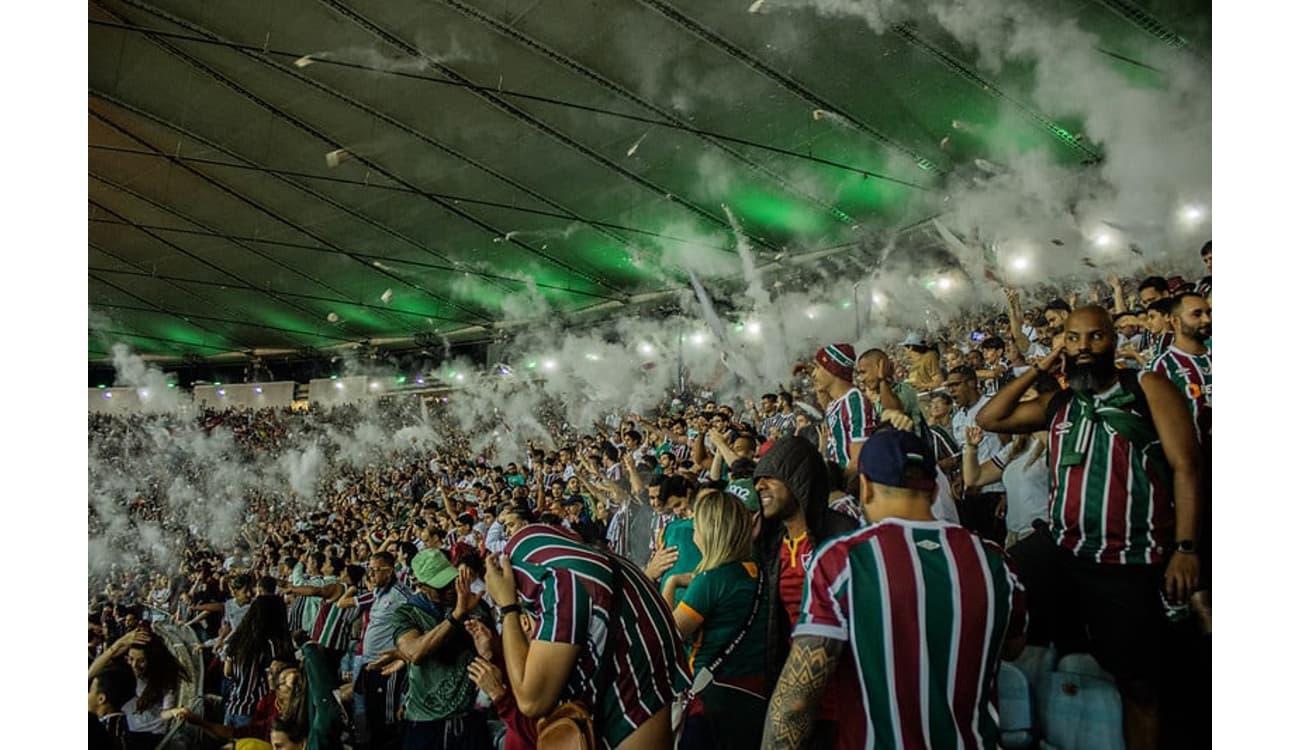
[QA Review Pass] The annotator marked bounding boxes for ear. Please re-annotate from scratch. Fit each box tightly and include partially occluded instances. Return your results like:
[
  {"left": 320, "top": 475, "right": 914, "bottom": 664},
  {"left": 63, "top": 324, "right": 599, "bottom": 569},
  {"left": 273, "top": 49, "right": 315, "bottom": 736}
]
[{"left": 858, "top": 474, "right": 874, "bottom": 510}]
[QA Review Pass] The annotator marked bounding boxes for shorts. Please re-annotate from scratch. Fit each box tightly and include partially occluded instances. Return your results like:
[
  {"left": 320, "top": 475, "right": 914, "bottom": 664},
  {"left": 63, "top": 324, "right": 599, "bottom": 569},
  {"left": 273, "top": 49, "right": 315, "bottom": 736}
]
[{"left": 1009, "top": 528, "right": 1166, "bottom": 690}]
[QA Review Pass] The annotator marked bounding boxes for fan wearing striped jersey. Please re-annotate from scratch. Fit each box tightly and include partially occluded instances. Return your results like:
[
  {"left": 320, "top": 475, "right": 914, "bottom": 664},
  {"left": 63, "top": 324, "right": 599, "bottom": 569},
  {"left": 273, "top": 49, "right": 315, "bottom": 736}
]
[
  {"left": 761, "top": 429, "right": 1026, "bottom": 750},
  {"left": 1148, "top": 292, "right": 1212, "bottom": 603},
  {"left": 976, "top": 306, "right": 1202, "bottom": 750}
]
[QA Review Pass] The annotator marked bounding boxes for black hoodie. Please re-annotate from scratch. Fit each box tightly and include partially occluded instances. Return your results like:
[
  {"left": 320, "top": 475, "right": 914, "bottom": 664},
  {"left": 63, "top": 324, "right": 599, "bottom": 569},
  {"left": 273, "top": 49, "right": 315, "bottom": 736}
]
[{"left": 752, "top": 436, "right": 859, "bottom": 690}]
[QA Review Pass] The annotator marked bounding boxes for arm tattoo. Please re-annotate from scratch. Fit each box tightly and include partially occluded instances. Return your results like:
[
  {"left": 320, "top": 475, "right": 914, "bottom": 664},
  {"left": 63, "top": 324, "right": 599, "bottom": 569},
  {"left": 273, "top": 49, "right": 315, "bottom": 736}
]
[{"left": 761, "top": 635, "right": 845, "bottom": 750}]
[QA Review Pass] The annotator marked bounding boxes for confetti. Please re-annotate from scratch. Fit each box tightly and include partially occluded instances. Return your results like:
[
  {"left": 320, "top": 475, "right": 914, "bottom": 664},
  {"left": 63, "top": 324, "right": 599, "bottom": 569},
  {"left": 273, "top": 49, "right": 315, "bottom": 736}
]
[
  {"left": 748, "top": 0, "right": 766, "bottom": 12},
  {"left": 293, "top": 56, "right": 315, "bottom": 68},
  {"left": 626, "top": 132, "right": 649, "bottom": 157},
  {"left": 325, "top": 149, "right": 352, "bottom": 168},
  {"left": 380, "top": 289, "right": 393, "bottom": 304},
  {"left": 327, "top": 312, "right": 340, "bottom": 323}
]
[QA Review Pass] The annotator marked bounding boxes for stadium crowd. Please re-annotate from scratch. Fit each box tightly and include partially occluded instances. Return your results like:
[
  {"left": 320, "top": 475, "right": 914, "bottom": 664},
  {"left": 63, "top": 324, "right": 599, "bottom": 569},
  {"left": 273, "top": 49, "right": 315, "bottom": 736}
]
[{"left": 89, "top": 245, "right": 1211, "bottom": 750}]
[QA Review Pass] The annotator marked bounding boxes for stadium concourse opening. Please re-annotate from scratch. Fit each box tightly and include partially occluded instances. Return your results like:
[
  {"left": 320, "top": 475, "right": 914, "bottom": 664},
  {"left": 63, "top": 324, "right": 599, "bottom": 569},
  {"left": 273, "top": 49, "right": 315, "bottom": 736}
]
[{"left": 89, "top": 1, "right": 1211, "bottom": 748}]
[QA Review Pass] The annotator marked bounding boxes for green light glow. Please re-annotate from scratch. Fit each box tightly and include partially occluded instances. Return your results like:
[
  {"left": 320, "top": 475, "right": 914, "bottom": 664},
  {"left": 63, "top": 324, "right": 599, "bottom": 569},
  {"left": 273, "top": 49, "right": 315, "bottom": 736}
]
[
  {"left": 213, "top": 381, "right": 222, "bottom": 386},
  {"left": 731, "top": 188, "right": 835, "bottom": 236},
  {"left": 167, "top": 383, "right": 176, "bottom": 388},
  {"left": 330, "top": 374, "right": 338, "bottom": 380},
  {"left": 525, "top": 361, "right": 537, "bottom": 370},
  {"left": 396, "top": 375, "right": 407, "bottom": 384},
  {"left": 97, "top": 384, "right": 106, "bottom": 389}
]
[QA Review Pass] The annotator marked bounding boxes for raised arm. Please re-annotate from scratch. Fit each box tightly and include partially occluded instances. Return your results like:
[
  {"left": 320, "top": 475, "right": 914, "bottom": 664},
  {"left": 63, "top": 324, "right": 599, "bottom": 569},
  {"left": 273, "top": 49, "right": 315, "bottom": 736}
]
[
  {"left": 484, "top": 555, "right": 579, "bottom": 718},
  {"left": 975, "top": 348, "right": 1063, "bottom": 435},
  {"left": 961, "top": 426, "right": 1005, "bottom": 490},
  {"left": 1005, "top": 288, "right": 1032, "bottom": 353}
]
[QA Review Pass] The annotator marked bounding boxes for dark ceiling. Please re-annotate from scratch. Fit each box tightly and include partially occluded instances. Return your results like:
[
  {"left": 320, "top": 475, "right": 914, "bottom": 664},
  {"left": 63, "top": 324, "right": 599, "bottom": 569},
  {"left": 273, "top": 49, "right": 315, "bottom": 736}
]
[{"left": 88, "top": 0, "right": 1210, "bottom": 363}]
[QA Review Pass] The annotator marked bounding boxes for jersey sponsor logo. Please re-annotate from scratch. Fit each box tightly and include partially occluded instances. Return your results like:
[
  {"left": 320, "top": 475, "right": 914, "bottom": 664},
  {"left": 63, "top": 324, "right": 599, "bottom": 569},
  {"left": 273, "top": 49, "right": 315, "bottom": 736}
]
[
  {"left": 1053, "top": 420, "right": 1073, "bottom": 435},
  {"left": 800, "top": 551, "right": 813, "bottom": 570},
  {"left": 916, "top": 539, "right": 942, "bottom": 551}
]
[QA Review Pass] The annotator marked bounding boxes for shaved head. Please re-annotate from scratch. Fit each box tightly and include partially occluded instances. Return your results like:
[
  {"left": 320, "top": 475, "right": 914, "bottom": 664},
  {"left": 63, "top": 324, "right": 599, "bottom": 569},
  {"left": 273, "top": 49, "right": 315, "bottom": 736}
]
[
  {"left": 1062, "top": 306, "right": 1118, "bottom": 393},
  {"left": 855, "top": 348, "right": 891, "bottom": 389},
  {"left": 1066, "top": 305, "right": 1116, "bottom": 335}
]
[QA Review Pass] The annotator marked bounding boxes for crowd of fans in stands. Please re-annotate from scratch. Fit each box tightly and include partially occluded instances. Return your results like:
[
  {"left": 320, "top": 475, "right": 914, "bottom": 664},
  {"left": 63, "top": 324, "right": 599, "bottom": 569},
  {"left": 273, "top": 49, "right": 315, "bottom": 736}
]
[{"left": 90, "top": 244, "right": 1211, "bottom": 750}]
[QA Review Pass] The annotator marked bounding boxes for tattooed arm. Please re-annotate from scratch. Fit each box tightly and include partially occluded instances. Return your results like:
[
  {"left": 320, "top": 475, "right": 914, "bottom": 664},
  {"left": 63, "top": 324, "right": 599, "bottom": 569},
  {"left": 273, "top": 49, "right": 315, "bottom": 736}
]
[{"left": 761, "top": 635, "right": 845, "bottom": 750}]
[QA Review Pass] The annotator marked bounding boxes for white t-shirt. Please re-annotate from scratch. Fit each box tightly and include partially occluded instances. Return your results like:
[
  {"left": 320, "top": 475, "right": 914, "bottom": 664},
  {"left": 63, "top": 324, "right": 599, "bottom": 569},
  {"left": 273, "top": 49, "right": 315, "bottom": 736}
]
[
  {"left": 951, "top": 395, "right": 1005, "bottom": 493},
  {"left": 932, "top": 470, "right": 961, "bottom": 525},
  {"left": 123, "top": 681, "right": 176, "bottom": 734},
  {"left": 995, "top": 440, "right": 1051, "bottom": 535}
]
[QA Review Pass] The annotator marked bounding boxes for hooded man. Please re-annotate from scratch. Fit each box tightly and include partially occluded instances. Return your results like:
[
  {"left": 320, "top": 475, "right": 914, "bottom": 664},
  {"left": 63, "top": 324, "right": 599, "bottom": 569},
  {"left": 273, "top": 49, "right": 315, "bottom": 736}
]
[{"left": 753, "top": 436, "right": 858, "bottom": 748}]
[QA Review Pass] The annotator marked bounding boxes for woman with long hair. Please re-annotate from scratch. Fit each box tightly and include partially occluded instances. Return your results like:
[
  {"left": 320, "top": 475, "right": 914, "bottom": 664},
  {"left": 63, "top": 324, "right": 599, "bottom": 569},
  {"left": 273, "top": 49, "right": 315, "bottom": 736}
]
[
  {"left": 89, "top": 624, "right": 191, "bottom": 739},
  {"left": 224, "top": 594, "right": 293, "bottom": 728},
  {"left": 660, "top": 491, "right": 769, "bottom": 750}
]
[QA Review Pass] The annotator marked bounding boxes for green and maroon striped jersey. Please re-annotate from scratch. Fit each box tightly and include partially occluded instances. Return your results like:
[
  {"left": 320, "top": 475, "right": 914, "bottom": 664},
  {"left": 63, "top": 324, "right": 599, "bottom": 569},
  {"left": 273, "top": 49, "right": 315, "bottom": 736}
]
[
  {"left": 505, "top": 525, "right": 691, "bottom": 749},
  {"left": 825, "top": 387, "right": 876, "bottom": 468},
  {"left": 795, "top": 519, "right": 1026, "bottom": 750},
  {"left": 1148, "top": 345, "right": 1211, "bottom": 446},
  {"left": 1046, "top": 376, "right": 1174, "bottom": 564}
]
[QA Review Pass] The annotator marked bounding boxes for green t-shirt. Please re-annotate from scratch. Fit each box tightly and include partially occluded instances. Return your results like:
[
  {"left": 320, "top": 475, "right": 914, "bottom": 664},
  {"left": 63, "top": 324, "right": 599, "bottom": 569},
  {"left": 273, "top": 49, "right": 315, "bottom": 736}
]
[
  {"left": 389, "top": 604, "right": 477, "bottom": 721},
  {"left": 677, "top": 561, "right": 768, "bottom": 680},
  {"left": 872, "top": 382, "right": 930, "bottom": 442},
  {"left": 662, "top": 519, "right": 703, "bottom": 607}
]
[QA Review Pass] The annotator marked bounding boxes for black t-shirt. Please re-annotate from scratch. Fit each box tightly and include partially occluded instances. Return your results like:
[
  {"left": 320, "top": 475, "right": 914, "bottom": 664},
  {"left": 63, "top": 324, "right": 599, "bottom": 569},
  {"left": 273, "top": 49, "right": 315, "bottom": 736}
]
[{"left": 190, "top": 579, "right": 224, "bottom": 637}]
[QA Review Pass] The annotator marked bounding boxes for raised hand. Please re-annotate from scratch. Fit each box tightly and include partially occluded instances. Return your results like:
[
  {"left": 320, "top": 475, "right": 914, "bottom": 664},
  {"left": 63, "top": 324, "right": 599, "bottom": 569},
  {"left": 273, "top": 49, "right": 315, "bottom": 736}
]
[
  {"left": 467, "top": 656, "right": 507, "bottom": 701},
  {"left": 464, "top": 618, "right": 495, "bottom": 660},
  {"left": 453, "top": 568, "right": 482, "bottom": 619},
  {"left": 965, "top": 425, "right": 984, "bottom": 447},
  {"left": 645, "top": 546, "right": 679, "bottom": 580},
  {"left": 483, "top": 553, "right": 518, "bottom": 607}
]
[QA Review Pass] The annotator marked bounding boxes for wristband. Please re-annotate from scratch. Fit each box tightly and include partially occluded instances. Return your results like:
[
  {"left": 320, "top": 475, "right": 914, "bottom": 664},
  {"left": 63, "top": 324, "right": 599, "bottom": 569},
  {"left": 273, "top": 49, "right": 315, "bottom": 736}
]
[{"left": 498, "top": 603, "right": 523, "bottom": 619}]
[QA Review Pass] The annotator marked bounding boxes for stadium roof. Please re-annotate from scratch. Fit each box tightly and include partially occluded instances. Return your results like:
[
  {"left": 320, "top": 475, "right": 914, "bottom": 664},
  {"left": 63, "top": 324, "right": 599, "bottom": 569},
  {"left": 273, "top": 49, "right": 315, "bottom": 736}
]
[{"left": 88, "top": 0, "right": 1210, "bottom": 363}]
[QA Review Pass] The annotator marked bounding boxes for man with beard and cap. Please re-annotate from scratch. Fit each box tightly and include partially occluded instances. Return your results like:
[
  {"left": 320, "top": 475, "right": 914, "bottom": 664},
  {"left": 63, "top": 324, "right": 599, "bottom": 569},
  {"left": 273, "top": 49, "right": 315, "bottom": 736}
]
[
  {"left": 976, "top": 305, "right": 1202, "bottom": 750},
  {"left": 762, "top": 430, "right": 1026, "bottom": 750},
  {"left": 752, "top": 436, "right": 858, "bottom": 748}
]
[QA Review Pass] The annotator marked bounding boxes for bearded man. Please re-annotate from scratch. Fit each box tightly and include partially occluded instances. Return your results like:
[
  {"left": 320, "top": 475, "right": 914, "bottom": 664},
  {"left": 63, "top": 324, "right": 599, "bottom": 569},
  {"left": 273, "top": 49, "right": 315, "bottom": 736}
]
[{"left": 974, "top": 305, "right": 1202, "bottom": 750}]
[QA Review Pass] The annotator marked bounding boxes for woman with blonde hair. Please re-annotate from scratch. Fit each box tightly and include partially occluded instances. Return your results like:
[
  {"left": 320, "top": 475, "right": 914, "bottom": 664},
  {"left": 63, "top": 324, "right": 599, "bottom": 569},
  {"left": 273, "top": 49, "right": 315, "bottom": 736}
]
[{"left": 661, "top": 490, "right": 769, "bottom": 750}]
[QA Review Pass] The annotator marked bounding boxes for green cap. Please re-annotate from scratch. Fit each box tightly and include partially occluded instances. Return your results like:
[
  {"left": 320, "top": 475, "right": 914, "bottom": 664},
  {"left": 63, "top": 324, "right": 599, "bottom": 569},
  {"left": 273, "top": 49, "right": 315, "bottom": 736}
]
[
  {"left": 725, "top": 479, "right": 759, "bottom": 512},
  {"left": 411, "top": 548, "right": 458, "bottom": 589}
]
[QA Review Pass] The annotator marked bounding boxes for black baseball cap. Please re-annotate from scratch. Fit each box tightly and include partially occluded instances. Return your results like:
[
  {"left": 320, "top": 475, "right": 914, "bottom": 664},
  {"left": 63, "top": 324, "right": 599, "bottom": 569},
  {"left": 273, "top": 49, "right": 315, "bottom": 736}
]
[{"left": 857, "top": 430, "right": 936, "bottom": 492}]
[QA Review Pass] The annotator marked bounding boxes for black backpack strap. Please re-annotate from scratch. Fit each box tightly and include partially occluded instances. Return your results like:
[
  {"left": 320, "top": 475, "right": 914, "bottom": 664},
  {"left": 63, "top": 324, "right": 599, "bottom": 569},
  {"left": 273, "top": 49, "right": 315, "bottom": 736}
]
[
  {"left": 704, "top": 567, "right": 765, "bottom": 676},
  {"left": 1116, "top": 369, "right": 1152, "bottom": 421}
]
